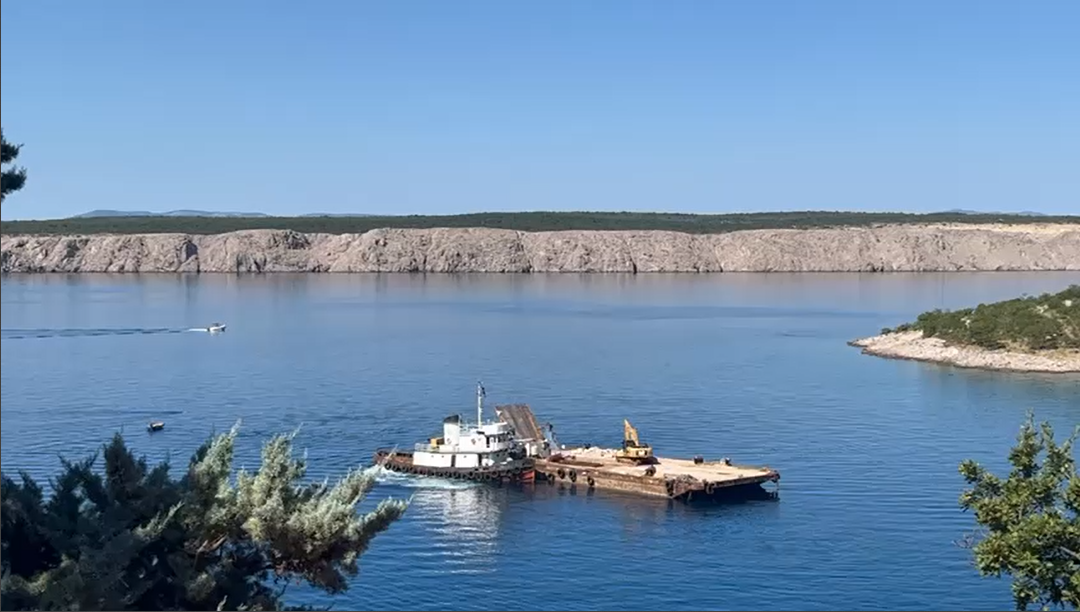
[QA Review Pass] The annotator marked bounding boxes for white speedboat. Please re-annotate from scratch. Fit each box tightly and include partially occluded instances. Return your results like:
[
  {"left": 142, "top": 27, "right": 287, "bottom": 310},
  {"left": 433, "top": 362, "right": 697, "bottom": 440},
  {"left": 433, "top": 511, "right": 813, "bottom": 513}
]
[{"left": 206, "top": 323, "right": 226, "bottom": 333}]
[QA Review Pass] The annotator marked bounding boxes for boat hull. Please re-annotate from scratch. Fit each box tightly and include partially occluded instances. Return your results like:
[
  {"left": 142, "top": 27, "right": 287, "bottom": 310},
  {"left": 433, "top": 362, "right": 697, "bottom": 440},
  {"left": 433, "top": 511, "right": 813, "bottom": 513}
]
[{"left": 374, "top": 449, "right": 536, "bottom": 484}]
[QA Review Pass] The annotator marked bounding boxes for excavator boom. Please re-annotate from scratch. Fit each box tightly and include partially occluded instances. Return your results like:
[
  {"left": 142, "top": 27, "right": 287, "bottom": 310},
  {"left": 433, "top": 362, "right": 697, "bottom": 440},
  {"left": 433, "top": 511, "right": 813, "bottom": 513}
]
[{"left": 616, "top": 419, "right": 656, "bottom": 465}]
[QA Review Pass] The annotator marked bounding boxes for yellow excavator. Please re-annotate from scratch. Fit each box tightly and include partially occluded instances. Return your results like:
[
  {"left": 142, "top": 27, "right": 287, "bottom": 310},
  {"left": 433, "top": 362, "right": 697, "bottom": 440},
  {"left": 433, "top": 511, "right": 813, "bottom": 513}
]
[{"left": 615, "top": 419, "right": 657, "bottom": 465}]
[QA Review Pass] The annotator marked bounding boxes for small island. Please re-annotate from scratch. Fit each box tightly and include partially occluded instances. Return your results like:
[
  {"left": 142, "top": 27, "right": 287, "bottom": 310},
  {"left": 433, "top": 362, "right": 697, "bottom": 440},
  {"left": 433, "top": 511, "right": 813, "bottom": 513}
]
[{"left": 851, "top": 285, "right": 1080, "bottom": 373}]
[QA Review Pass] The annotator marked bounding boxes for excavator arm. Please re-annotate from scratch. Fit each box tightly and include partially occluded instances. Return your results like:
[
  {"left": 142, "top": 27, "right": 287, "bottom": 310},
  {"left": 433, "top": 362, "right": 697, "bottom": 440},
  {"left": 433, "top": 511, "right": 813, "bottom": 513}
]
[
  {"left": 617, "top": 419, "right": 655, "bottom": 464},
  {"left": 623, "top": 419, "right": 640, "bottom": 447}
]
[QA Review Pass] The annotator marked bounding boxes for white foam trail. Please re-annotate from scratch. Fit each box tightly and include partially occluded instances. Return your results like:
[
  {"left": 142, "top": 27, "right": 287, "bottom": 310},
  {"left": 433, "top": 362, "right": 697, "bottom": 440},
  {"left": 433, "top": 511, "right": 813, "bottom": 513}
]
[{"left": 372, "top": 465, "right": 479, "bottom": 491}]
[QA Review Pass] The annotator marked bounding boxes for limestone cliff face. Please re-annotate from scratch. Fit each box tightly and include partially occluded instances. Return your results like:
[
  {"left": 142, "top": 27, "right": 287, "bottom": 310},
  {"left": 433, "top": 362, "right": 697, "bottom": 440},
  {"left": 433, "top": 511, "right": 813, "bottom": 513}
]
[{"left": 2, "top": 223, "right": 1078, "bottom": 273}]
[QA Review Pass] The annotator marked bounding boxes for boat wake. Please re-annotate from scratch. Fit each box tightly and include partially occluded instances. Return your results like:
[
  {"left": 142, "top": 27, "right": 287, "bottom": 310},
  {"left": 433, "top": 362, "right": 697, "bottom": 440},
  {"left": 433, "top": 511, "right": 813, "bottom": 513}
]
[
  {"left": 372, "top": 465, "right": 479, "bottom": 491},
  {"left": 1, "top": 327, "right": 190, "bottom": 340},
  {"left": 2, "top": 325, "right": 229, "bottom": 340}
]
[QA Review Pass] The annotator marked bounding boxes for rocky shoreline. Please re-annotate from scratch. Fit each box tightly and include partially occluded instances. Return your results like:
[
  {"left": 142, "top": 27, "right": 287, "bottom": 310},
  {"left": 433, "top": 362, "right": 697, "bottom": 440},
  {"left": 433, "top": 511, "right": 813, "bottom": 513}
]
[
  {"left": 849, "top": 331, "right": 1080, "bottom": 373},
  {"left": 2, "top": 222, "right": 1078, "bottom": 274}
]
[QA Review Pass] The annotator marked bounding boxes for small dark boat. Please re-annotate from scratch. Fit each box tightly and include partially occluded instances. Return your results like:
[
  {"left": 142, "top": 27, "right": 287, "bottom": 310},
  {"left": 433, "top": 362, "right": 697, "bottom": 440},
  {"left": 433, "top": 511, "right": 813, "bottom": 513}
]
[{"left": 148, "top": 421, "right": 165, "bottom": 432}]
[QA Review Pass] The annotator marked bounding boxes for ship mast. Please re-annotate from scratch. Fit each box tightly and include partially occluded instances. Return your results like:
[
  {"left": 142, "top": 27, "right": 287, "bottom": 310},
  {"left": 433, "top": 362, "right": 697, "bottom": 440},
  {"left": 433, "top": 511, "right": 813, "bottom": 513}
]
[{"left": 476, "top": 381, "right": 485, "bottom": 427}]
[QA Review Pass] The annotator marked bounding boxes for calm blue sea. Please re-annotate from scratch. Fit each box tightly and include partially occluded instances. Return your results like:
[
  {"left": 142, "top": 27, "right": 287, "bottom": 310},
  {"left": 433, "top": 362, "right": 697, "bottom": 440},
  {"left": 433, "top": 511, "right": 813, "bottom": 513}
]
[{"left": 2, "top": 272, "right": 1078, "bottom": 611}]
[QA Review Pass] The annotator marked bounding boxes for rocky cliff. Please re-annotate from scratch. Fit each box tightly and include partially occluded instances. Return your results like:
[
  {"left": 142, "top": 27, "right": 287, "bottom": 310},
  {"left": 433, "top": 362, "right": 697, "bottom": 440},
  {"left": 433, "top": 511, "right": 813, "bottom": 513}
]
[{"left": 2, "top": 223, "right": 1078, "bottom": 273}]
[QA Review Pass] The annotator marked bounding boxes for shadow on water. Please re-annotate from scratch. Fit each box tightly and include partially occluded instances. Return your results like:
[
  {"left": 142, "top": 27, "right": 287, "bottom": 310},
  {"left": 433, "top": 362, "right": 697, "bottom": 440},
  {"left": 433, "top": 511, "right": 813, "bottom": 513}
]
[
  {"left": 372, "top": 468, "right": 780, "bottom": 532},
  {"left": 521, "top": 479, "right": 780, "bottom": 511}
]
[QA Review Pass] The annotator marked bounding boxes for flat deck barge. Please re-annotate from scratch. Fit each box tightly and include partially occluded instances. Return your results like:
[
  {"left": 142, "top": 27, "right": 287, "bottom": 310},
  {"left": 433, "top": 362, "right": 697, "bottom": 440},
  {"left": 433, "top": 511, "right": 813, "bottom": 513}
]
[{"left": 535, "top": 446, "right": 780, "bottom": 501}]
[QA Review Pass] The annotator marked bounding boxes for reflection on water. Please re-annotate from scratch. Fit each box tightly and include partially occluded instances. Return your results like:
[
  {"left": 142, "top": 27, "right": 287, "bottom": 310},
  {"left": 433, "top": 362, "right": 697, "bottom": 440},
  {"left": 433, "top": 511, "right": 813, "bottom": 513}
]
[
  {"left": 521, "top": 478, "right": 781, "bottom": 540},
  {"left": 375, "top": 468, "right": 502, "bottom": 575}
]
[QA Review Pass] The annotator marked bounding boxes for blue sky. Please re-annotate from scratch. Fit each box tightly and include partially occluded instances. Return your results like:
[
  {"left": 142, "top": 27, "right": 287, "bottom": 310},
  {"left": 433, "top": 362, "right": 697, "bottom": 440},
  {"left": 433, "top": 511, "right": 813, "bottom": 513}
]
[{"left": 2, "top": 0, "right": 1077, "bottom": 220}]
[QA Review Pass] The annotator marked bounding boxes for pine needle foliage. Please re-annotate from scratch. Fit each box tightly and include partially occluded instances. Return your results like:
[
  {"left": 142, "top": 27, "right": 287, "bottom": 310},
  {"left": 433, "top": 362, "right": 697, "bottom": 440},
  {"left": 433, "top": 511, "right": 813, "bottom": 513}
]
[
  {"left": 959, "top": 412, "right": 1080, "bottom": 610},
  {"left": 0, "top": 128, "right": 28, "bottom": 203},
  {"left": 0, "top": 425, "right": 408, "bottom": 611}
]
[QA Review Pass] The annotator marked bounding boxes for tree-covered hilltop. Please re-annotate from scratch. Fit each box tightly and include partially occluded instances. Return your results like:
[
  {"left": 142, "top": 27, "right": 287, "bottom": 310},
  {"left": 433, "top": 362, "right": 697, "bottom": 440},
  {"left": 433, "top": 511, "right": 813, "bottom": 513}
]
[
  {"left": 2, "top": 210, "right": 1078, "bottom": 236},
  {"left": 0, "top": 426, "right": 407, "bottom": 611},
  {"left": 885, "top": 285, "right": 1080, "bottom": 352}
]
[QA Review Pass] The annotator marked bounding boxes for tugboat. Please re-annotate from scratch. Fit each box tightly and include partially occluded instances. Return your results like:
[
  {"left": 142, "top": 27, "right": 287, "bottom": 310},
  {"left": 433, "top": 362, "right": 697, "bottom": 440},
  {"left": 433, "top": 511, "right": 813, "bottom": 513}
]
[{"left": 374, "top": 383, "right": 536, "bottom": 484}]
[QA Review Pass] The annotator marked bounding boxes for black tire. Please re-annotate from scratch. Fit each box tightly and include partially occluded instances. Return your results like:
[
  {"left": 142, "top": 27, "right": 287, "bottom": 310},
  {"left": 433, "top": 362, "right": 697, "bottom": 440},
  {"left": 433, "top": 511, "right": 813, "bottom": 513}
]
[
  {"left": 569, "top": 470, "right": 578, "bottom": 483},
  {"left": 587, "top": 476, "right": 595, "bottom": 488},
  {"left": 557, "top": 468, "right": 566, "bottom": 480}
]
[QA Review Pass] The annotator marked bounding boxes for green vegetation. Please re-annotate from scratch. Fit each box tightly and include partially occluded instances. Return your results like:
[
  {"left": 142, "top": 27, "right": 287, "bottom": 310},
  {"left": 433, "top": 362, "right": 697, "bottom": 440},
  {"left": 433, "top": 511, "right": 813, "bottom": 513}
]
[
  {"left": 0, "top": 426, "right": 407, "bottom": 611},
  {"left": 3, "top": 210, "right": 1078, "bottom": 236},
  {"left": 884, "top": 286, "right": 1080, "bottom": 352},
  {"left": 959, "top": 413, "right": 1079, "bottom": 611},
  {"left": 1, "top": 128, "right": 28, "bottom": 203}
]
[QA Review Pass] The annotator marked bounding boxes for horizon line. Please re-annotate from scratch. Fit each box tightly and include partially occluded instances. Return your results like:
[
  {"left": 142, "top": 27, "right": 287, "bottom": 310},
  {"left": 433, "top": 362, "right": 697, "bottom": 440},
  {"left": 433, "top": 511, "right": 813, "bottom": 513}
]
[{"left": 2, "top": 208, "right": 1069, "bottom": 223}]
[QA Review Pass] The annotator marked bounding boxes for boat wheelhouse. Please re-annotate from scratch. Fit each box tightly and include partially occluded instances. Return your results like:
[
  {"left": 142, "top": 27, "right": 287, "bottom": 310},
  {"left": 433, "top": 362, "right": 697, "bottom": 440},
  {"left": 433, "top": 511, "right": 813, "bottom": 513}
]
[{"left": 374, "top": 383, "right": 535, "bottom": 484}]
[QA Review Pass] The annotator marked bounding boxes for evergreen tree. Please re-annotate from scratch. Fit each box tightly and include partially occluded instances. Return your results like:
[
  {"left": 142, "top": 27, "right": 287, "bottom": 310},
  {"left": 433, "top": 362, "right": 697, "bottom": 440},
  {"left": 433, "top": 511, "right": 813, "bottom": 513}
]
[
  {"left": 1, "top": 128, "right": 28, "bottom": 202},
  {"left": 959, "top": 413, "right": 1080, "bottom": 610},
  {"left": 0, "top": 425, "right": 408, "bottom": 611}
]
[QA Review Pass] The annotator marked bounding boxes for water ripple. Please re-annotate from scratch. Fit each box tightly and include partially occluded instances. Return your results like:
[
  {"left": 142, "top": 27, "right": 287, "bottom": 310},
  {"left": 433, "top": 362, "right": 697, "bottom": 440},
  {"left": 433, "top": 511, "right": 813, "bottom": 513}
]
[{"left": 4, "top": 272, "right": 1079, "bottom": 611}]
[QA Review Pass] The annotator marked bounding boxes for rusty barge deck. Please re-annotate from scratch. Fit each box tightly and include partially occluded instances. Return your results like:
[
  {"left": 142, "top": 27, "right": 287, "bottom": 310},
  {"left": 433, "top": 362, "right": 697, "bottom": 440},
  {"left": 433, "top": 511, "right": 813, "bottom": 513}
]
[
  {"left": 534, "top": 446, "right": 780, "bottom": 501},
  {"left": 493, "top": 402, "right": 780, "bottom": 502}
]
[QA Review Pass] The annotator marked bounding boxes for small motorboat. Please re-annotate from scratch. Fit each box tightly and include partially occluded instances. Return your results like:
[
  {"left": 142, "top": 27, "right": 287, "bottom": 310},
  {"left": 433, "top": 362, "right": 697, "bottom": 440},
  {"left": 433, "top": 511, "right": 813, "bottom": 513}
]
[
  {"left": 206, "top": 323, "right": 226, "bottom": 333},
  {"left": 148, "top": 421, "right": 165, "bottom": 433}
]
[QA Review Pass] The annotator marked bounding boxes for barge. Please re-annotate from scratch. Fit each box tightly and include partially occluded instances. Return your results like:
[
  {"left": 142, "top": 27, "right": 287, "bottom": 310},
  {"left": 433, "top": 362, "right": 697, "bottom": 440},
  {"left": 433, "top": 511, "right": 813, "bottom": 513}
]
[
  {"left": 534, "top": 446, "right": 780, "bottom": 501},
  {"left": 373, "top": 384, "right": 780, "bottom": 502},
  {"left": 523, "top": 416, "right": 779, "bottom": 500}
]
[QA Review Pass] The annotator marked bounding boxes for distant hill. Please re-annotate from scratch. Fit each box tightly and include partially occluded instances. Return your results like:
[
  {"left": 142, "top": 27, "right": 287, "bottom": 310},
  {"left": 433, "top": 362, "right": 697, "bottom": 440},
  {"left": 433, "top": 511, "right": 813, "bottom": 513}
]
[
  {"left": 298, "top": 213, "right": 376, "bottom": 218},
  {"left": 72, "top": 208, "right": 1050, "bottom": 221},
  {"left": 943, "top": 208, "right": 1047, "bottom": 217},
  {"left": 8, "top": 210, "right": 1076, "bottom": 237},
  {"left": 73, "top": 209, "right": 271, "bottom": 219},
  {"left": 72, "top": 210, "right": 375, "bottom": 219}
]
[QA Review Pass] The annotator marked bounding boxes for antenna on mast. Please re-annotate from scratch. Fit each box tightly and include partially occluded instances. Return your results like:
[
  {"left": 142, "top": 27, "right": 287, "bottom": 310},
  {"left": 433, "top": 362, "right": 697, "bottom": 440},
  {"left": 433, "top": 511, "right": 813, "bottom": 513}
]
[{"left": 476, "top": 381, "right": 486, "bottom": 427}]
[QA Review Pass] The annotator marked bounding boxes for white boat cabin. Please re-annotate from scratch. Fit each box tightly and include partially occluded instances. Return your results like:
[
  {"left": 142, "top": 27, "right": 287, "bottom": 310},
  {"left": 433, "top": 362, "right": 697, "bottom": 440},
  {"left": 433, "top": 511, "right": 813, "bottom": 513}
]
[
  {"left": 413, "top": 382, "right": 521, "bottom": 470},
  {"left": 414, "top": 416, "right": 517, "bottom": 469}
]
